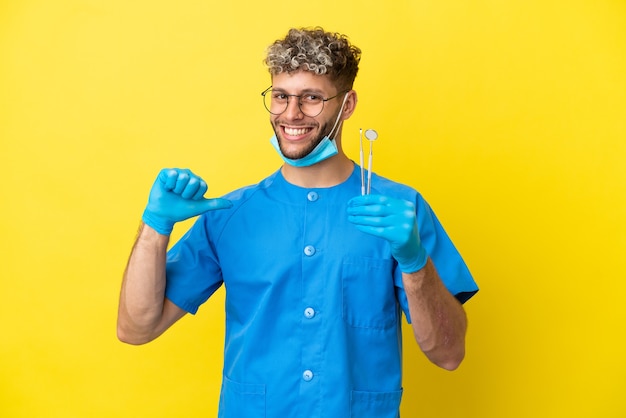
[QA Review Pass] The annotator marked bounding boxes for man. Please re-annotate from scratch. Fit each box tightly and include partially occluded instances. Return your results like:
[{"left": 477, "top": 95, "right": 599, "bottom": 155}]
[{"left": 118, "top": 27, "right": 478, "bottom": 418}]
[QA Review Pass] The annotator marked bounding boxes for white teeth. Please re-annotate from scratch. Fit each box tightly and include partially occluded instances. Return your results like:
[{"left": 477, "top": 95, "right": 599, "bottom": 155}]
[{"left": 284, "top": 127, "right": 310, "bottom": 136}]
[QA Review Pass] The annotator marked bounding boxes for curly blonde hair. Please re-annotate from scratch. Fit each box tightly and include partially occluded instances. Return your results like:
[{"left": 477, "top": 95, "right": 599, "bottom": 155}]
[{"left": 264, "top": 27, "right": 361, "bottom": 91}]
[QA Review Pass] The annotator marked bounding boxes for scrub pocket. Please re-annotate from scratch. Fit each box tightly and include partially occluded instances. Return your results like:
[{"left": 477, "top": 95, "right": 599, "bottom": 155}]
[
  {"left": 350, "top": 389, "right": 403, "bottom": 418},
  {"left": 218, "top": 375, "right": 266, "bottom": 418},
  {"left": 342, "top": 256, "right": 396, "bottom": 330}
]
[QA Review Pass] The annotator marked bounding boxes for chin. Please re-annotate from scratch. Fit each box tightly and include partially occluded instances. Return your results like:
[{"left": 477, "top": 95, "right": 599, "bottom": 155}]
[{"left": 278, "top": 138, "right": 321, "bottom": 160}]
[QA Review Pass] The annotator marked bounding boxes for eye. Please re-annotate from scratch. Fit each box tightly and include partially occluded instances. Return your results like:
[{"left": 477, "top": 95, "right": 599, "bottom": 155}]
[
  {"left": 302, "top": 94, "right": 322, "bottom": 103},
  {"left": 272, "top": 92, "right": 288, "bottom": 101}
]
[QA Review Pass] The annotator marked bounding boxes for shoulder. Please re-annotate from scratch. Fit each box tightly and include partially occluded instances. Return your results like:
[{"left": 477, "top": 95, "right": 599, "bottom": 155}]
[
  {"left": 198, "top": 170, "right": 281, "bottom": 229},
  {"left": 221, "top": 170, "right": 280, "bottom": 203}
]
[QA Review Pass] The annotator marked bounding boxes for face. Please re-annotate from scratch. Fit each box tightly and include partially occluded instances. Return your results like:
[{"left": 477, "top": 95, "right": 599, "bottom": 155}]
[{"left": 269, "top": 71, "right": 348, "bottom": 161}]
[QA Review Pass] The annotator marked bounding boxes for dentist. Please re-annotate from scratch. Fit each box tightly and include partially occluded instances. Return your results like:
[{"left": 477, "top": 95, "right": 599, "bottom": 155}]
[{"left": 117, "top": 27, "right": 478, "bottom": 418}]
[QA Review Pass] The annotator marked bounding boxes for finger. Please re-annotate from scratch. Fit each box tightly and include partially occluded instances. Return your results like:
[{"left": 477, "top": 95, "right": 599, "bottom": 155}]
[
  {"left": 192, "top": 180, "right": 208, "bottom": 200},
  {"left": 347, "top": 194, "right": 394, "bottom": 211},
  {"left": 158, "top": 168, "right": 179, "bottom": 190},
  {"left": 348, "top": 215, "right": 397, "bottom": 232},
  {"left": 347, "top": 204, "right": 386, "bottom": 217},
  {"left": 350, "top": 223, "right": 388, "bottom": 239},
  {"left": 173, "top": 170, "right": 191, "bottom": 194},
  {"left": 181, "top": 176, "right": 202, "bottom": 199},
  {"left": 347, "top": 201, "right": 400, "bottom": 218},
  {"left": 197, "top": 198, "right": 233, "bottom": 213},
  {"left": 348, "top": 194, "right": 386, "bottom": 207},
  {"left": 349, "top": 196, "right": 415, "bottom": 218},
  {"left": 355, "top": 195, "right": 412, "bottom": 211}
]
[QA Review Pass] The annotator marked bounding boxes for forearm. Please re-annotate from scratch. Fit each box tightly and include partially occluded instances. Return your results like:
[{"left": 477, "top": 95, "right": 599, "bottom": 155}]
[
  {"left": 403, "top": 258, "right": 467, "bottom": 370},
  {"left": 117, "top": 223, "right": 170, "bottom": 344}
]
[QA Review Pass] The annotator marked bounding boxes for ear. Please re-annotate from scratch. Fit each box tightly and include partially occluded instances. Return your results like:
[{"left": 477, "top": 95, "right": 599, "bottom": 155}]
[{"left": 340, "top": 90, "right": 358, "bottom": 121}]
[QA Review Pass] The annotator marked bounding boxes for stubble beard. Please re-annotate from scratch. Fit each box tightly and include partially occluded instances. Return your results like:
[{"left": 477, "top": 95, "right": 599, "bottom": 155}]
[{"left": 272, "top": 120, "right": 334, "bottom": 160}]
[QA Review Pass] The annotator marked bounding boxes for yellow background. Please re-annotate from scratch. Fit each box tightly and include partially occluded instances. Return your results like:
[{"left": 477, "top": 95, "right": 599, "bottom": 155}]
[{"left": 1, "top": 0, "right": 625, "bottom": 417}]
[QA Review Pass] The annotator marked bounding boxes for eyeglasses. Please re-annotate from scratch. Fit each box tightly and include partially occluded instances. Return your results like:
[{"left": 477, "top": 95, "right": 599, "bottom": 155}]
[{"left": 261, "top": 86, "right": 348, "bottom": 117}]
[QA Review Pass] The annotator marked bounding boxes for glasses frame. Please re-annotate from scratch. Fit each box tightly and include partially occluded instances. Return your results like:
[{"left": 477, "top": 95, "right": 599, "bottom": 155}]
[{"left": 261, "top": 86, "right": 349, "bottom": 117}]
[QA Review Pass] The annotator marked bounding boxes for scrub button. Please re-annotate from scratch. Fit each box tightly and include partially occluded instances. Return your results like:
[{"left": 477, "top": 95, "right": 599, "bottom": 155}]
[
  {"left": 302, "top": 370, "right": 314, "bottom": 382},
  {"left": 307, "top": 191, "right": 319, "bottom": 202},
  {"left": 304, "top": 245, "right": 316, "bottom": 256},
  {"left": 304, "top": 307, "right": 315, "bottom": 319}
]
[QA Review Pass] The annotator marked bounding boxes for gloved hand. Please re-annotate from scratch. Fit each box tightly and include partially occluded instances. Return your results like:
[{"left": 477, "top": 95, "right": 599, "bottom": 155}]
[
  {"left": 142, "top": 168, "right": 232, "bottom": 235},
  {"left": 347, "top": 195, "right": 428, "bottom": 273}
]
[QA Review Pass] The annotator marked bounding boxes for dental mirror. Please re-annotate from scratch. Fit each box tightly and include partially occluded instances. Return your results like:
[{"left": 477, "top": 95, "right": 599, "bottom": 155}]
[
  {"left": 359, "top": 129, "right": 378, "bottom": 195},
  {"left": 364, "top": 129, "right": 378, "bottom": 141}
]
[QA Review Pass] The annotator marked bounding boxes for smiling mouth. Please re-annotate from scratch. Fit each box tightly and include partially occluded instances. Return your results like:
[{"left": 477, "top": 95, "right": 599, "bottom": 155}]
[{"left": 283, "top": 126, "right": 314, "bottom": 138}]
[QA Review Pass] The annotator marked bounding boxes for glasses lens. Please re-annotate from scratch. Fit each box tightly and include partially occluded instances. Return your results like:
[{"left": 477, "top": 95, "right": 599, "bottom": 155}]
[
  {"left": 263, "top": 90, "right": 287, "bottom": 115},
  {"left": 300, "top": 94, "right": 324, "bottom": 117},
  {"left": 262, "top": 90, "right": 325, "bottom": 117}
]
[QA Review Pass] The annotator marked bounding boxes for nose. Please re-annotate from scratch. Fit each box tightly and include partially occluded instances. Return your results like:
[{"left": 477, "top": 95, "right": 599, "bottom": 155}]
[{"left": 282, "top": 97, "right": 304, "bottom": 120}]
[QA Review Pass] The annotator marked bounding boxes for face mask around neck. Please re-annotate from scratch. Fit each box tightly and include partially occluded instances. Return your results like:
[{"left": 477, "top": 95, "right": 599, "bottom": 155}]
[{"left": 269, "top": 134, "right": 338, "bottom": 167}]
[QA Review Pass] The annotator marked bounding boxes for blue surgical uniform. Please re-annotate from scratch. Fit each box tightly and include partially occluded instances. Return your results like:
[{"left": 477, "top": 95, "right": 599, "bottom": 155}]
[{"left": 165, "top": 163, "right": 478, "bottom": 418}]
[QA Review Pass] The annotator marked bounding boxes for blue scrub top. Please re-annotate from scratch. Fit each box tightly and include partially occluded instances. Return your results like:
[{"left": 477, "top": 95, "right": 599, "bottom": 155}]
[{"left": 165, "top": 163, "right": 478, "bottom": 418}]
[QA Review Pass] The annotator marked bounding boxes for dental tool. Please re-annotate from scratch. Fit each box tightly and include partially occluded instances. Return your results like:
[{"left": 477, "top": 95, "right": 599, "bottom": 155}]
[
  {"left": 359, "top": 128, "right": 378, "bottom": 195},
  {"left": 359, "top": 128, "right": 365, "bottom": 195}
]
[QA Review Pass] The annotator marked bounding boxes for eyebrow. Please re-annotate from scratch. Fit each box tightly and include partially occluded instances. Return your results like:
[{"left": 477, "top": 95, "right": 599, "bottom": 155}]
[{"left": 272, "top": 87, "right": 327, "bottom": 95}]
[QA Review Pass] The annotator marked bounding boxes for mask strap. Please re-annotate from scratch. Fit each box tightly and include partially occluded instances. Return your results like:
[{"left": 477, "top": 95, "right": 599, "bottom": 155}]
[{"left": 327, "top": 93, "right": 350, "bottom": 140}]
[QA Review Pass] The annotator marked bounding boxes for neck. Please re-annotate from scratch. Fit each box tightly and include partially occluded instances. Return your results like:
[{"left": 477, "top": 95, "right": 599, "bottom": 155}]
[{"left": 281, "top": 152, "right": 354, "bottom": 188}]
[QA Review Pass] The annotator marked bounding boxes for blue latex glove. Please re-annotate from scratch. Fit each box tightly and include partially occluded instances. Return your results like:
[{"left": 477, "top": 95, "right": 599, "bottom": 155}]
[
  {"left": 142, "top": 168, "right": 232, "bottom": 235},
  {"left": 347, "top": 195, "right": 428, "bottom": 273}
]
